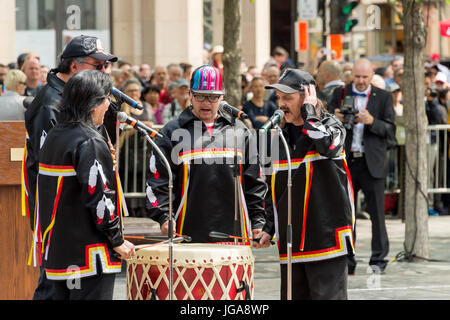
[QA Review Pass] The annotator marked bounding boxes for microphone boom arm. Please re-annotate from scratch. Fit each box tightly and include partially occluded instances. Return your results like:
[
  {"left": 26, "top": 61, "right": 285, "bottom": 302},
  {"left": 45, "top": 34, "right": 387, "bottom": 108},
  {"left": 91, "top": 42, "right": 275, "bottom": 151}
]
[
  {"left": 276, "top": 124, "right": 292, "bottom": 300},
  {"left": 137, "top": 127, "right": 175, "bottom": 300}
]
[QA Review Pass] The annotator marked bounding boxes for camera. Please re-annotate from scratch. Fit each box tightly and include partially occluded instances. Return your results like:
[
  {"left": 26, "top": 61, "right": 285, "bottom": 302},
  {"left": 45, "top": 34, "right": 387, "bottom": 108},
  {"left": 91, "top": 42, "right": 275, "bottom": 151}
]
[{"left": 340, "top": 96, "right": 357, "bottom": 130}]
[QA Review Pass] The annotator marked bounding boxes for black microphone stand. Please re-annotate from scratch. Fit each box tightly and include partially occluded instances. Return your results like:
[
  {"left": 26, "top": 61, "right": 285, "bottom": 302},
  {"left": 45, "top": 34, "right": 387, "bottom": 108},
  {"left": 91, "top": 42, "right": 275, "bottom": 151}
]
[
  {"left": 137, "top": 127, "right": 175, "bottom": 300},
  {"left": 230, "top": 116, "right": 243, "bottom": 245},
  {"left": 275, "top": 124, "right": 292, "bottom": 300}
]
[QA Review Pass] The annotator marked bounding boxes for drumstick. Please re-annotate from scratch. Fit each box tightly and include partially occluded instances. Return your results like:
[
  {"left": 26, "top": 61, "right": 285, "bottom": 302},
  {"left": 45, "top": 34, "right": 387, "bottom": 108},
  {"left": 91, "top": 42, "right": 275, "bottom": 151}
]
[
  {"left": 126, "top": 234, "right": 192, "bottom": 242},
  {"left": 135, "top": 236, "right": 185, "bottom": 251},
  {"left": 209, "top": 231, "right": 275, "bottom": 245}
]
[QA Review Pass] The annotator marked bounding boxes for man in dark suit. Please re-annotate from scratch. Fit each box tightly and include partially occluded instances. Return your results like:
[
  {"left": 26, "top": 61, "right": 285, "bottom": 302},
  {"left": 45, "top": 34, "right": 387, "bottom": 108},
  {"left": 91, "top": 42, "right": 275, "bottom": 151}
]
[{"left": 328, "top": 58, "right": 396, "bottom": 275}]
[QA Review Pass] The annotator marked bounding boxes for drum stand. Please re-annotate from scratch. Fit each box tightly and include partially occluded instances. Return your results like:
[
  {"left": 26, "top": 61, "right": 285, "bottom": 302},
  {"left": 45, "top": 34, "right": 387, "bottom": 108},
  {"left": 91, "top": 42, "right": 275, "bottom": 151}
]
[
  {"left": 140, "top": 129, "right": 175, "bottom": 300},
  {"left": 275, "top": 125, "right": 292, "bottom": 300}
]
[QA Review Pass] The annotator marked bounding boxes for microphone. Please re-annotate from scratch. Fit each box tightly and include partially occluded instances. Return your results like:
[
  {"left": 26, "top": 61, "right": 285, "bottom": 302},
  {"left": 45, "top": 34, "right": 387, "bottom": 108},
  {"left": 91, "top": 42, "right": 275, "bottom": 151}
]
[
  {"left": 219, "top": 101, "right": 248, "bottom": 120},
  {"left": 117, "top": 112, "right": 163, "bottom": 138},
  {"left": 260, "top": 109, "right": 285, "bottom": 132},
  {"left": 112, "top": 87, "right": 143, "bottom": 110}
]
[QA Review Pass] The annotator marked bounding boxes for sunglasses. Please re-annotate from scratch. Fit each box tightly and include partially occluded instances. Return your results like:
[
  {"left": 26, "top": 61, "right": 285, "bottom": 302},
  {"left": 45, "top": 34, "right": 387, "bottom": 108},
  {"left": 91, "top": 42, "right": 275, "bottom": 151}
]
[
  {"left": 193, "top": 94, "right": 221, "bottom": 103},
  {"left": 83, "top": 61, "right": 110, "bottom": 71}
]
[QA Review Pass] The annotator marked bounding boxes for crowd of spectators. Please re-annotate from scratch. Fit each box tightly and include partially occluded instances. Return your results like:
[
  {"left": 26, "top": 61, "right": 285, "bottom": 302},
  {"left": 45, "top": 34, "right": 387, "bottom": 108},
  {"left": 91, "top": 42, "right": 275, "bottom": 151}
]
[{"left": 1, "top": 45, "right": 449, "bottom": 216}]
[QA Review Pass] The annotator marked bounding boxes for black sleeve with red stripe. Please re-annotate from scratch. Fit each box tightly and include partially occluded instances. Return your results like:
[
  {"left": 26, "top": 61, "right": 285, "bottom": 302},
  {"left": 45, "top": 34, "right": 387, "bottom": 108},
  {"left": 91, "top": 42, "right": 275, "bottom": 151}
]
[{"left": 301, "top": 103, "right": 346, "bottom": 159}]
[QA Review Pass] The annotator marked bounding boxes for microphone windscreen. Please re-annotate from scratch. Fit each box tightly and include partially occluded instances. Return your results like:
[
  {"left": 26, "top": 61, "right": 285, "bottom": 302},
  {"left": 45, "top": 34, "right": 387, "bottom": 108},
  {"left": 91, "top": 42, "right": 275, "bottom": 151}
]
[
  {"left": 117, "top": 111, "right": 128, "bottom": 122},
  {"left": 274, "top": 109, "right": 285, "bottom": 118}
]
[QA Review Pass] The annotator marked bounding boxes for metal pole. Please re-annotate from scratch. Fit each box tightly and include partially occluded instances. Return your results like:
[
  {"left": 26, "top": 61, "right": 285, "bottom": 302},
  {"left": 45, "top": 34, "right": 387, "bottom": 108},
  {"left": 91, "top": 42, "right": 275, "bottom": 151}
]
[
  {"left": 115, "top": 118, "right": 120, "bottom": 169},
  {"left": 141, "top": 129, "right": 174, "bottom": 300},
  {"left": 232, "top": 118, "right": 242, "bottom": 245},
  {"left": 133, "top": 132, "right": 138, "bottom": 192},
  {"left": 444, "top": 127, "right": 447, "bottom": 190},
  {"left": 276, "top": 125, "right": 292, "bottom": 300}
]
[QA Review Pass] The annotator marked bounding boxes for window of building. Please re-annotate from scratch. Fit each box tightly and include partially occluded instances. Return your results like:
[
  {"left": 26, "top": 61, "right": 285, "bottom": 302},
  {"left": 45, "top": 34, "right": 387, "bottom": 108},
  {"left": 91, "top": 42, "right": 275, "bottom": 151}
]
[
  {"left": 15, "top": 0, "right": 111, "bottom": 68},
  {"left": 203, "top": 0, "right": 213, "bottom": 46}
]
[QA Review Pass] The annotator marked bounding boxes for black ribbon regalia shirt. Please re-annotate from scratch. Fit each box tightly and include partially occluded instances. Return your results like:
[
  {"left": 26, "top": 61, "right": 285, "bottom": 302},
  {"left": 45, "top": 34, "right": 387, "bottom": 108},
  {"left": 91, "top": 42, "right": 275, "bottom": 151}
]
[
  {"left": 146, "top": 106, "right": 267, "bottom": 243},
  {"left": 264, "top": 105, "right": 355, "bottom": 264},
  {"left": 34, "top": 123, "right": 126, "bottom": 280}
]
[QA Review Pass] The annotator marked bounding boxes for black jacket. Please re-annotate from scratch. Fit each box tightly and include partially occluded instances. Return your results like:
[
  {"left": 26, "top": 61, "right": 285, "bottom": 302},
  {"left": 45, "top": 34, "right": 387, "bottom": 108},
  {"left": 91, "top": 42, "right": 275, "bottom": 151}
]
[
  {"left": 263, "top": 104, "right": 354, "bottom": 263},
  {"left": 37, "top": 123, "right": 124, "bottom": 279},
  {"left": 328, "top": 84, "right": 396, "bottom": 179},
  {"left": 146, "top": 106, "right": 267, "bottom": 243},
  {"left": 24, "top": 70, "right": 65, "bottom": 230},
  {"left": 318, "top": 84, "right": 342, "bottom": 111},
  {"left": 23, "top": 71, "right": 114, "bottom": 231},
  {"left": 426, "top": 98, "right": 445, "bottom": 144}
]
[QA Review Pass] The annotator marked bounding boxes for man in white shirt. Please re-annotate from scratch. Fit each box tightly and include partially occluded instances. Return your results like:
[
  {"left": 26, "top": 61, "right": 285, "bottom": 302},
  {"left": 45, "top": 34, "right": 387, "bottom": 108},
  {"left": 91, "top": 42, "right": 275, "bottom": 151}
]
[{"left": 328, "top": 58, "right": 396, "bottom": 275}]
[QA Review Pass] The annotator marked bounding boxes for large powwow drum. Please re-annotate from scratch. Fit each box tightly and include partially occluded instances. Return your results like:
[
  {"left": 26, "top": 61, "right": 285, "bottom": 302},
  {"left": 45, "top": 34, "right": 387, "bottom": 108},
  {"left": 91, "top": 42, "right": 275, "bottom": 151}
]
[{"left": 126, "top": 243, "right": 254, "bottom": 300}]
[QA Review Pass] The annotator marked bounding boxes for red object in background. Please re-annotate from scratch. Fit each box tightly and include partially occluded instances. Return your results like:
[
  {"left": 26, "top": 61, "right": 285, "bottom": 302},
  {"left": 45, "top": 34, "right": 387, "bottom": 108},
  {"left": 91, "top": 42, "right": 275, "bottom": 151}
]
[
  {"left": 384, "top": 193, "right": 398, "bottom": 214},
  {"left": 329, "top": 34, "right": 343, "bottom": 60},
  {"left": 295, "top": 21, "right": 309, "bottom": 52},
  {"left": 440, "top": 19, "right": 450, "bottom": 37}
]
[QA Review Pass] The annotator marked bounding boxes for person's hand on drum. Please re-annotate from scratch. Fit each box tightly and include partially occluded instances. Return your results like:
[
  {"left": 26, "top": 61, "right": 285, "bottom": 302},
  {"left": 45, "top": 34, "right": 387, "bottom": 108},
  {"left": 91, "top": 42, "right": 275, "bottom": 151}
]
[
  {"left": 253, "top": 231, "right": 272, "bottom": 249},
  {"left": 114, "top": 240, "right": 136, "bottom": 260}
]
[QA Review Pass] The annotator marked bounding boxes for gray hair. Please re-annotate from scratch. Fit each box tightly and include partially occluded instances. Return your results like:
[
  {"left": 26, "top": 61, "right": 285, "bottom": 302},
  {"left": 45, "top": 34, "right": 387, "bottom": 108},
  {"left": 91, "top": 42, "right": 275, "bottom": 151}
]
[{"left": 122, "top": 77, "right": 142, "bottom": 92}]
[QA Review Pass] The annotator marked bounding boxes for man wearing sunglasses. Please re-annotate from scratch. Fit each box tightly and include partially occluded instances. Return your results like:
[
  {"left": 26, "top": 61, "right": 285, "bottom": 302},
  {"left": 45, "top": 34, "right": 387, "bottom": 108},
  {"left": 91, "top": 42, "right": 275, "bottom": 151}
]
[
  {"left": 23, "top": 35, "right": 118, "bottom": 300},
  {"left": 146, "top": 65, "right": 267, "bottom": 244}
]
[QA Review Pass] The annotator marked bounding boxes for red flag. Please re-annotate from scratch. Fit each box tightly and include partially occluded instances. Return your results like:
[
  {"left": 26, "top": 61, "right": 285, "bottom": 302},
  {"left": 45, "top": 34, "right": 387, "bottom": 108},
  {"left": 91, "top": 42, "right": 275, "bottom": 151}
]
[{"left": 440, "top": 19, "right": 450, "bottom": 38}]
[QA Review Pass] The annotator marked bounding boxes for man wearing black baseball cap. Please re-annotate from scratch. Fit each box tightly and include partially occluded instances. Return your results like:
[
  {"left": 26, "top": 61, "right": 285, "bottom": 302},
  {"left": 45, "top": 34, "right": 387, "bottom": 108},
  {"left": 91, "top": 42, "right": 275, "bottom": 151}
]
[
  {"left": 23, "top": 35, "right": 117, "bottom": 300},
  {"left": 256, "top": 68, "right": 355, "bottom": 300},
  {"left": 60, "top": 35, "right": 118, "bottom": 64}
]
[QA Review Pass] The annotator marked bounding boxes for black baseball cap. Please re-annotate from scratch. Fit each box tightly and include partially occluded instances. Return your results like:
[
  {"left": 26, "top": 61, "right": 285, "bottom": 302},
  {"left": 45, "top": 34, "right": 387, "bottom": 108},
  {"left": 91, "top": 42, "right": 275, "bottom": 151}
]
[
  {"left": 265, "top": 68, "right": 315, "bottom": 93},
  {"left": 61, "top": 35, "right": 118, "bottom": 62}
]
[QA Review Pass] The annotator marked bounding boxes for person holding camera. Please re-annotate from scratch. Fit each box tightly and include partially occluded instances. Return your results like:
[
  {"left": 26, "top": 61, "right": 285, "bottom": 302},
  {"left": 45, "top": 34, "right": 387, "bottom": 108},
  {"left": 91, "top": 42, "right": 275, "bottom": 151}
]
[{"left": 328, "top": 58, "right": 396, "bottom": 275}]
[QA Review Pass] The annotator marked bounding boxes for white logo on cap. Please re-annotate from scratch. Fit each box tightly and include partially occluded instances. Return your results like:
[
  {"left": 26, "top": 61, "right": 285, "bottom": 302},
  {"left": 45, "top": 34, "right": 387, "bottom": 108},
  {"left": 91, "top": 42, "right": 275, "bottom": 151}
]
[{"left": 96, "top": 39, "right": 105, "bottom": 53}]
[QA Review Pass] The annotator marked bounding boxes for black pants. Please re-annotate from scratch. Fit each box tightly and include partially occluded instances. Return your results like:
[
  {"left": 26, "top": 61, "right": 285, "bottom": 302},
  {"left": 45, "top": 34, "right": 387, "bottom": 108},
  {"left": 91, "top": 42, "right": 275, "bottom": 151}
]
[
  {"left": 51, "top": 271, "right": 116, "bottom": 300},
  {"left": 280, "top": 256, "right": 348, "bottom": 300},
  {"left": 348, "top": 157, "right": 389, "bottom": 271},
  {"left": 33, "top": 265, "right": 54, "bottom": 300}
]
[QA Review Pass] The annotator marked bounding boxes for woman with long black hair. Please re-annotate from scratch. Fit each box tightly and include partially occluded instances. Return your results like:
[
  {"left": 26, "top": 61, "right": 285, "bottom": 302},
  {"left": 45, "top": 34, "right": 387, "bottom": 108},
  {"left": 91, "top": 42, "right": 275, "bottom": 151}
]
[{"left": 36, "top": 70, "right": 135, "bottom": 300}]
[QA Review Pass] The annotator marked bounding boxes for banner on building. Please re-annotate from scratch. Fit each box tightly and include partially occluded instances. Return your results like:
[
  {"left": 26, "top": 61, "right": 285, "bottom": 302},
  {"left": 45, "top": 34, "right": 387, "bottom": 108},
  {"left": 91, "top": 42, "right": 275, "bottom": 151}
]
[
  {"left": 295, "top": 21, "right": 309, "bottom": 52},
  {"left": 329, "top": 34, "right": 343, "bottom": 60}
]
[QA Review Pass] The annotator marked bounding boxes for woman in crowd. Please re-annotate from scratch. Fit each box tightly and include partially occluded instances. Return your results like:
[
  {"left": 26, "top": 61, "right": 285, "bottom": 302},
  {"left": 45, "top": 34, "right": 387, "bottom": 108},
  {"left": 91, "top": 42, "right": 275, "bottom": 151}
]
[
  {"left": 0, "top": 69, "right": 27, "bottom": 120},
  {"left": 142, "top": 84, "right": 166, "bottom": 125},
  {"left": 118, "top": 79, "right": 157, "bottom": 216},
  {"left": 243, "top": 77, "right": 277, "bottom": 129}
]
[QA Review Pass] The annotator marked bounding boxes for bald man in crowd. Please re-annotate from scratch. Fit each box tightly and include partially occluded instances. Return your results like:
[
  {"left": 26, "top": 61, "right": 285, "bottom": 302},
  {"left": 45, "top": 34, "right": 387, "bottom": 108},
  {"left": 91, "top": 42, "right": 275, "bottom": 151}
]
[
  {"left": 316, "top": 60, "right": 345, "bottom": 109},
  {"left": 328, "top": 58, "right": 395, "bottom": 275}
]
